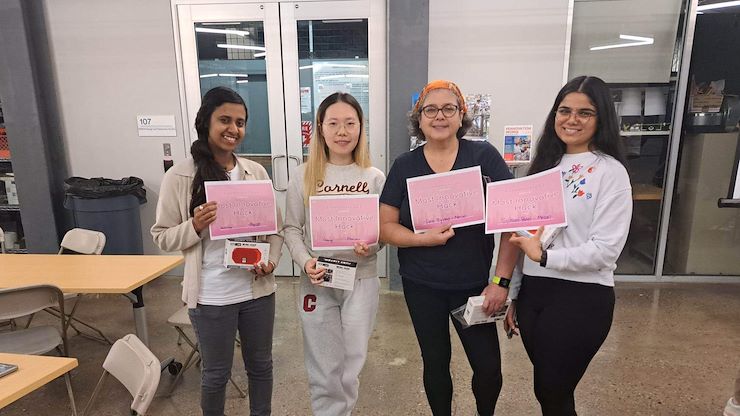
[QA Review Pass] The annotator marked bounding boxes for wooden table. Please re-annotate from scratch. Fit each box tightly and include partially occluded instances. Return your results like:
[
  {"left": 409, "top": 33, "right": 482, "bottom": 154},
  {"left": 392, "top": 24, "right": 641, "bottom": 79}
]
[
  {"left": 0, "top": 254, "right": 184, "bottom": 346},
  {"left": 0, "top": 353, "right": 77, "bottom": 409}
]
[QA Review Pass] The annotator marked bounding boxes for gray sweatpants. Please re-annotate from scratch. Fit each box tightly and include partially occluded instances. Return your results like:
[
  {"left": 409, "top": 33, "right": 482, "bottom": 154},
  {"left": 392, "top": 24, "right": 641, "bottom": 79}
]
[
  {"left": 189, "top": 294, "right": 275, "bottom": 416},
  {"left": 299, "top": 276, "right": 380, "bottom": 416}
]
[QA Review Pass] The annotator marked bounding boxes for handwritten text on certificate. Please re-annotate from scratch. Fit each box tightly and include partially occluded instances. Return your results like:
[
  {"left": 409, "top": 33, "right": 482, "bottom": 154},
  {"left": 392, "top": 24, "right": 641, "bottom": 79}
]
[
  {"left": 406, "top": 166, "right": 485, "bottom": 233},
  {"left": 204, "top": 180, "right": 278, "bottom": 240},
  {"left": 485, "top": 167, "right": 567, "bottom": 234},
  {"left": 309, "top": 194, "right": 379, "bottom": 251}
]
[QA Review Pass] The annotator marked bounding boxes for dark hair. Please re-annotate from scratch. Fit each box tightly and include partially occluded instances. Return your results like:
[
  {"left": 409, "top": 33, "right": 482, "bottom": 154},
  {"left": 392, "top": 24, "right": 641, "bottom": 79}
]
[
  {"left": 528, "top": 75, "right": 627, "bottom": 175},
  {"left": 408, "top": 105, "right": 473, "bottom": 141},
  {"left": 189, "top": 86, "right": 249, "bottom": 216}
]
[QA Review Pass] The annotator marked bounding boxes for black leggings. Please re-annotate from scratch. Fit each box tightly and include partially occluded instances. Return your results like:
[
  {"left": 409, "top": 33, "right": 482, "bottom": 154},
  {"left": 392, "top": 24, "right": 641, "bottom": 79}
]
[
  {"left": 516, "top": 275, "right": 614, "bottom": 416},
  {"left": 402, "top": 278, "right": 502, "bottom": 416}
]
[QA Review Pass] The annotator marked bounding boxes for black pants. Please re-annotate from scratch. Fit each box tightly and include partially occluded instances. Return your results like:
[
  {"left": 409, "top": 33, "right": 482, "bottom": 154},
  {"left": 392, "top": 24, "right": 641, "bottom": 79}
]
[
  {"left": 517, "top": 275, "right": 615, "bottom": 416},
  {"left": 402, "top": 278, "right": 502, "bottom": 416}
]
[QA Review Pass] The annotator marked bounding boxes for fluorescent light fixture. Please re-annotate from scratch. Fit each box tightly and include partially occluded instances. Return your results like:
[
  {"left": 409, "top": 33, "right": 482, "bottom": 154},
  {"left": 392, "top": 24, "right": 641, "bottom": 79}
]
[
  {"left": 195, "top": 27, "right": 249, "bottom": 36},
  {"left": 317, "top": 74, "right": 369, "bottom": 80},
  {"left": 321, "top": 19, "right": 363, "bottom": 23},
  {"left": 327, "top": 64, "right": 366, "bottom": 68},
  {"left": 697, "top": 0, "right": 740, "bottom": 11},
  {"left": 236, "top": 80, "right": 249, "bottom": 84},
  {"left": 216, "top": 43, "right": 266, "bottom": 51},
  {"left": 254, "top": 52, "right": 267, "bottom": 58},
  {"left": 199, "top": 73, "right": 218, "bottom": 78},
  {"left": 299, "top": 65, "right": 314, "bottom": 70},
  {"left": 590, "top": 34, "right": 654, "bottom": 51},
  {"left": 218, "top": 73, "right": 249, "bottom": 78}
]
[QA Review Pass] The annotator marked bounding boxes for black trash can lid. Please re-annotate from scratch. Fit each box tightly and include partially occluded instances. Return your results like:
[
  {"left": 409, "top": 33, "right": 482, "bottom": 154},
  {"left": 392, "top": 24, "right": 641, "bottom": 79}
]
[{"left": 64, "top": 177, "right": 147, "bottom": 204}]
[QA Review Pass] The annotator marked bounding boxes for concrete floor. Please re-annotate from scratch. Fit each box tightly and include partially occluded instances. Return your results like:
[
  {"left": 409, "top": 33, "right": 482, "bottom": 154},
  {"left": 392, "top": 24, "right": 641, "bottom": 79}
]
[{"left": 2, "top": 276, "right": 738, "bottom": 416}]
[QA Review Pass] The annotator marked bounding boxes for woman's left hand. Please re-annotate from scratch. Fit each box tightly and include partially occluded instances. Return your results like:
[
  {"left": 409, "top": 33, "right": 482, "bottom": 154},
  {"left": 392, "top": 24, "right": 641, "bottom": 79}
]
[
  {"left": 481, "top": 283, "right": 509, "bottom": 316},
  {"left": 253, "top": 261, "right": 275, "bottom": 278},
  {"left": 353, "top": 242, "right": 370, "bottom": 257},
  {"left": 509, "top": 226, "right": 544, "bottom": 263}
]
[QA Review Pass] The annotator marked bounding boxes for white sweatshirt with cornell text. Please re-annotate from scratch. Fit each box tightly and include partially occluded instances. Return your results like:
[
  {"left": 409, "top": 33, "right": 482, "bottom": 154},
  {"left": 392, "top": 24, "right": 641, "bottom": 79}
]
[
  {"left": 509, "top": 152, "right": 633, "bottom": 298},
  {"left": 284, "top": 163, "right": 386, "bottom": 279}
]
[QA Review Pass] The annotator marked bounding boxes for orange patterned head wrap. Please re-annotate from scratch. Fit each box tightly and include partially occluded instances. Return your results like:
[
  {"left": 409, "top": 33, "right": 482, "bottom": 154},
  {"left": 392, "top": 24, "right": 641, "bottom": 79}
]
[{"left": 413, "top": 80, "right": 467, "bottom": 115}]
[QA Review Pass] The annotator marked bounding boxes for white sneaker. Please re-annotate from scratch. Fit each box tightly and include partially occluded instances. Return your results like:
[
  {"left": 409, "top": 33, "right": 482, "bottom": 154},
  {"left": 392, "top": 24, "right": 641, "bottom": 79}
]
[{"left": 725, "top": 397, "right": 740, "bottom": 416}]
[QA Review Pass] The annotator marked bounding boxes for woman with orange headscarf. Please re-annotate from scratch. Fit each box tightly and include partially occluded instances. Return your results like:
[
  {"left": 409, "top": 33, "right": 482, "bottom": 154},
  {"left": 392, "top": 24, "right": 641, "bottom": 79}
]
[{"left": 379, "top": 80, "right": 519, "bottom": 416}]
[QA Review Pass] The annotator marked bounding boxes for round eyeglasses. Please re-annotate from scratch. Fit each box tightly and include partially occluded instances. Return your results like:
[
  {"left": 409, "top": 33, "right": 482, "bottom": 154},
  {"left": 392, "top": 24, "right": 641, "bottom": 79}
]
[
  {"left": 322, "top": 120, "right": 360, "bottom": 134},
  {"left": 421, "top": 104, "right": 460, "bottom": 119},
  {"left": 555, "top": 107, "right": 597, "bottom": 122}
]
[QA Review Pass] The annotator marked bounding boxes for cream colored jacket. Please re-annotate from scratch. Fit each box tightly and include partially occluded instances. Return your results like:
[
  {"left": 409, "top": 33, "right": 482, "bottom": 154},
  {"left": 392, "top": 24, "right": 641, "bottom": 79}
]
[{"left": 151, "top": 156, "right": 283, "bottom": 308}]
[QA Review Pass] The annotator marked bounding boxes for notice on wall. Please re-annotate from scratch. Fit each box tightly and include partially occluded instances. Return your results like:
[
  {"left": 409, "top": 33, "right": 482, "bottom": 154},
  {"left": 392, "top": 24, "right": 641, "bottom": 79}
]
[
  {"left": 137, "top": 115, "right": 176, "bottom": 137},
  {"left": 503, "top": 125, "right": 532, "bottom": 164}
]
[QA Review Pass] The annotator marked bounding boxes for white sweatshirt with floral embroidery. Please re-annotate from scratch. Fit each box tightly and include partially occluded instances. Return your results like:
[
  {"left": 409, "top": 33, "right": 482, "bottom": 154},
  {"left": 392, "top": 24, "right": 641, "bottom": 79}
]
[{"left": 509, "top": 151, "right": 632, "bottom": 299}]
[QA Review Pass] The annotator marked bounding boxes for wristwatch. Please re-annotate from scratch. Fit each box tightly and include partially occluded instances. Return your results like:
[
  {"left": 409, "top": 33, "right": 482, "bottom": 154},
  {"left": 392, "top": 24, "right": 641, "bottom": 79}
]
[
  {"left": 489, "top": 275, "right": 511, "bottom": 289},
  {"left": 539, "top": 250, "right": 548, "bottom": 268}
]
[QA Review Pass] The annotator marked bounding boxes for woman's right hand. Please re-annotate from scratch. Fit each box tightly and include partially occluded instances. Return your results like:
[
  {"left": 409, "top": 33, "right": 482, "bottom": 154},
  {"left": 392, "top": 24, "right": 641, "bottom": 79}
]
[
  {"left": 304, "top": 258, "right": 326, "bottom": 285},
  {"left": 504, "top": 301, "right": 519, "bottom": 338},
  {"left": 421, "top": 224, "right": 455, "bottom": 247},
  {"left": 192, "top": 201, "right": 218, "bottom": 234}
]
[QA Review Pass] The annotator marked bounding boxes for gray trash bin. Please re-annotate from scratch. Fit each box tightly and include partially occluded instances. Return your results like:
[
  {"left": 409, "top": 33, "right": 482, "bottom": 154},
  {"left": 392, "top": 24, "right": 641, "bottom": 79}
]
[
  {"left": 63, "top": 194, "right": 144, "bottom": 255},
  {"left": 63, "top": 176, "right": 147, "bottom": 255}
]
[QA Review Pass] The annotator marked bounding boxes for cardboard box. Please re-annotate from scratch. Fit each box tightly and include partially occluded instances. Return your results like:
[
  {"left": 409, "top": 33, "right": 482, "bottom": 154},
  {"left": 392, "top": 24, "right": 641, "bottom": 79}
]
[
  {"left": 224, "top": 241, "right": 270, "bottom": 269},
  {"left": 462, "top": 296, "right": 510, "bottom": 326}
]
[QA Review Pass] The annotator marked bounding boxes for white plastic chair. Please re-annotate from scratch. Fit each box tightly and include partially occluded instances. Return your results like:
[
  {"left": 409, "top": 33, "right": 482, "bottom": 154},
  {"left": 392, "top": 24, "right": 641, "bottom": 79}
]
[
  {"left": 83, "top": 334, "right": 160, "bottom": 416},
  {"left": 37, "top": 228, "right": 112, "bottom": 344},
  {"left": 0, "top": 226, "right": 5, "bottom": 253},
  {"left": 0, "top": 284, "right": 77, "bottom": 415}
]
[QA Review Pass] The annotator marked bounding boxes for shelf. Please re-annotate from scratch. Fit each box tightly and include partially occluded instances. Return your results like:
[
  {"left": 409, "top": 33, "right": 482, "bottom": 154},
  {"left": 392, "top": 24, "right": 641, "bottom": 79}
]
[
  {"left": 5, "top": 248, "right": 28, "bottom": 254},
  {"left": 621, "top": 131, "right": 671, "bottom": 137},
  {"left": 0, "top": 204, "right": 20, "bottom": 212},
  {"left": 0, "top": 158, "right": 10, "bottom": 163},
  {"left": 632, "top": 183, "right": 663, "bottom": 201}
]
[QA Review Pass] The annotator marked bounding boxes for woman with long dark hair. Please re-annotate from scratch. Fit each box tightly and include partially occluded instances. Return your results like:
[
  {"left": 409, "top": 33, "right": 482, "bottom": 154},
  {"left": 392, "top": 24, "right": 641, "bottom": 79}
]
[
  {"left": 152, "top": 86, "right": 283, "bottom": 416},
  {"left": 506, "top": 75, "right": 632, "bottom": 416}
]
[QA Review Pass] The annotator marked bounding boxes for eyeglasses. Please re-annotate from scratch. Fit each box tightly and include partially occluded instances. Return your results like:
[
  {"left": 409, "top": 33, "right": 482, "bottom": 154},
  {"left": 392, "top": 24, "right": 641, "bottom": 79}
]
[
  {"left": 421, "top": 104, "right": 460, "bottom": 119},
  {"left": 555, "top": 107, "right": 597, "bottom": 122},
  {"left": 322, "top": 120, "right": 360, "bottom": 134}
]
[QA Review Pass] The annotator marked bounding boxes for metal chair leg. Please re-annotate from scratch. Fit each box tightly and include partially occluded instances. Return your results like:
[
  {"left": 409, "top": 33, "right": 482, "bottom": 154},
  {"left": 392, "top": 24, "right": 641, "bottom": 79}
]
[
  {"left": 229, "top": 376, "right": 247, "bottom": 398},
  {"left": 64, "top": 372, "right": 78, "bottom": 416},
  {"left": 82, "top": 371, "right": 108, "bottom": 416}
]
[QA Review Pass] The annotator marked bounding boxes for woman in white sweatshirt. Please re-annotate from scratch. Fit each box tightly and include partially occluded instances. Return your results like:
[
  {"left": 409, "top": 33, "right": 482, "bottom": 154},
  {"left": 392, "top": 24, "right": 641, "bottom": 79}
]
[
  {"left": 505, "top": 76, "right": 633, "bottom": 416},
  {"left": 283, "top": 92, "right": 385, "bottom": 416}
]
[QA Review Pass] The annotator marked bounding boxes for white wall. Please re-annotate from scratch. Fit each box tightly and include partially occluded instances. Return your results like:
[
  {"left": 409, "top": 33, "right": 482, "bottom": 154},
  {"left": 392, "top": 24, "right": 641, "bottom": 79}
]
[
  {"left": 428, "top": 0, "right": 571, "bottom": 154},
  {"left": 44, "top": 0, "right": 188, "bottom": 255}
]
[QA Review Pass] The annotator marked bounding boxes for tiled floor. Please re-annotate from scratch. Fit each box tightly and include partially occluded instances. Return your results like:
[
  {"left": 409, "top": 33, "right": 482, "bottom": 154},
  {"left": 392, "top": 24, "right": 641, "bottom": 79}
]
[{"left": 2, "top": 276, "right": 738, "bottom": 415}]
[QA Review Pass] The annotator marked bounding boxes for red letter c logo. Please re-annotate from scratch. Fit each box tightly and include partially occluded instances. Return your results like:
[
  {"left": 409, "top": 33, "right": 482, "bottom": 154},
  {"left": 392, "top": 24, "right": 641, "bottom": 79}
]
[{"left": 303, "top": 294, "right": 317, "bottom": 312}]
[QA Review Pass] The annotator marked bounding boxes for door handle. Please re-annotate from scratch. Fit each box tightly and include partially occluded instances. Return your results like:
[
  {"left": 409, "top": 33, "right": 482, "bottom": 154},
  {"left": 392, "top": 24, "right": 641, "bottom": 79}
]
[
  {"left": 288, "top": 155, "right": 301, "bottom": 166},
  {"left": 271, "top": 155, "right": 288, "bottom": 192}
]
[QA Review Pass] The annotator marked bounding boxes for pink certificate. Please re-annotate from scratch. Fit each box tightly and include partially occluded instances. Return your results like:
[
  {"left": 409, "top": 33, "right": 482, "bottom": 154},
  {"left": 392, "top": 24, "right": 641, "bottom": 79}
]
[
  {"left": 485, "top": 167, "right": 567, "bottom": 234},
  {"left": 204, "top": 180, "right": 278, "bottom": 240},
  {"left": 309, "top": 194, "right": 379, "bottom": 251},
  {"left": 406, "top": 166, "right": 485, "bottom": 233}
]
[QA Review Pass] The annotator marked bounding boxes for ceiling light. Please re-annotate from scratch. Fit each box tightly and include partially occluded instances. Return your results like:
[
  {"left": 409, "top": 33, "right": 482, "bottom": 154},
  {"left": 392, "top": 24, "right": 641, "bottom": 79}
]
[
  {"left": 218, "top": 73, "right": 249, "bottom": 77},
  {"left": 299, "top": 65, "right": 314, "bottom": 70},
  {"left": 195, "top": 27, "right": 249, "bottom": 36},
  {"left": 217, "top": 44, "right": 266, "bottom": 51},
  {"left": 236, "top": 80, "right": 249, "bottom": 84},
  {"left": 199, "top": 73, "right": 218, "bottom": 78},
  {"left": 590, "top": 34, "right": 654, "bottom": 51},
  {"left": 697, "top": 0, "right": 740, "bottom": 11},
  {"left": 254, "top": 52, "right": 267, "bottom": 58}
]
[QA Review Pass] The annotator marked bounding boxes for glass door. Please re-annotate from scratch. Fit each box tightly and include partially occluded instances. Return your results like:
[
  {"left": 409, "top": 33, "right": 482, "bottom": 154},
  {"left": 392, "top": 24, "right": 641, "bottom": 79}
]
[
  {"left": 175, "top": 2, "right": 293, "bottom": 275},
  {"left": 280, "top": 0, "right": 387, "bottom": 276},
  {"left": 174, "top": 0, "right": 386, "bottom": 277}
]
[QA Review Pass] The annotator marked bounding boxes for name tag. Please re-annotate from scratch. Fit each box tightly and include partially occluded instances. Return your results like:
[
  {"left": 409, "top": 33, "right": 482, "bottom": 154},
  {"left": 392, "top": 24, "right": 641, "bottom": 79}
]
[{"left": 317, "top": 256, "right": 358, "bottom": 291}]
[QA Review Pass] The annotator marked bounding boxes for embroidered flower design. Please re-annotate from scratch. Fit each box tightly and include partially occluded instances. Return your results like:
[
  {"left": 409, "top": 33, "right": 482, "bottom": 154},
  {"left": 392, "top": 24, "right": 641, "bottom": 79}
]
[{"left": 563, "top": 160, "right": 598, "bottom": 199}]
